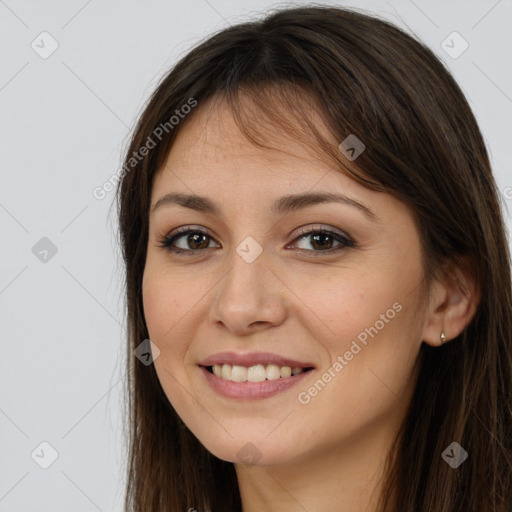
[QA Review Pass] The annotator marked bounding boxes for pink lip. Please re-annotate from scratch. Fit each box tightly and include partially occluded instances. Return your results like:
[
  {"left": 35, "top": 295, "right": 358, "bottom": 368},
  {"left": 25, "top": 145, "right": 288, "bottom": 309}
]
[
  {"left": 198, "top": 351, "right": 315, "bottom": 369},
  {"left": 199, "top": 365, "right": 313, "bottom": 400}
]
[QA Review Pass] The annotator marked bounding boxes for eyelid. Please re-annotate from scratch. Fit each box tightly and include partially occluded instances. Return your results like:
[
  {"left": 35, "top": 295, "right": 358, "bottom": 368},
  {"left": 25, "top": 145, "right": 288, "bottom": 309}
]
[
  {"left": 289, "top": 223, "right": 351, "bottom": 241},
  {"left": 164, "top": 224, "right": 213, "bottom": 239}
]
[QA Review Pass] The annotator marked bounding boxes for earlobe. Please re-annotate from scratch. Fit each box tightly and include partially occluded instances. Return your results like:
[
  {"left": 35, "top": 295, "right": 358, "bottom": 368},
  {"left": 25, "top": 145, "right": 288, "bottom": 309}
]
[{"left": 421, "top": 263, "right": 480, "bottom": 347}]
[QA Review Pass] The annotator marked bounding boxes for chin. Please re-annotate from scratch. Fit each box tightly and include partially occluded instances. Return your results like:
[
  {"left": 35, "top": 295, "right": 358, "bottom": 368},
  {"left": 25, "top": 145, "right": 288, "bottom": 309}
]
[{"left": 195, "top": 431, "right": 293, "bottom": 466}]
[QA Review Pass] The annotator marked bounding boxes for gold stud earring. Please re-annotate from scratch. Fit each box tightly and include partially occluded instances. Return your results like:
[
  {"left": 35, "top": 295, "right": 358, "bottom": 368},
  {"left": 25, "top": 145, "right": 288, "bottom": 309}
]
[{"left": 441, "top": 332, "right": 446, "bottom": 344}]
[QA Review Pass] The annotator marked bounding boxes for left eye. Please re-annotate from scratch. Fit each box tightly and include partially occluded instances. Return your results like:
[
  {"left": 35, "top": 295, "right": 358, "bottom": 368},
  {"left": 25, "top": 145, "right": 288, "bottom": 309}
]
[{"left": 288, "top": 227, "right": 355, "bottom": 255}]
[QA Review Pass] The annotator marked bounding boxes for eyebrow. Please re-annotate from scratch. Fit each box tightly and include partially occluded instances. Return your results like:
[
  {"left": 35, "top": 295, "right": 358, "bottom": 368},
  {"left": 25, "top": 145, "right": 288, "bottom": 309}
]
[{"left": 151, "top": 191, "right": 378, "bottom": 222}]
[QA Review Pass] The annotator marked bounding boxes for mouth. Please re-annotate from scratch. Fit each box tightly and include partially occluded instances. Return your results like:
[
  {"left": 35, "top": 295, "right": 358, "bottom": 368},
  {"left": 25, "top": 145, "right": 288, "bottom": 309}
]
[
  {"left": 202, "top": 363, "right": 315, "bottom": 382},
  {"left": 199, "top": 362, "right": 315, "bottom": 400},
  {"left": 198, "top": 351, "right": 316, "bottom": 399}
]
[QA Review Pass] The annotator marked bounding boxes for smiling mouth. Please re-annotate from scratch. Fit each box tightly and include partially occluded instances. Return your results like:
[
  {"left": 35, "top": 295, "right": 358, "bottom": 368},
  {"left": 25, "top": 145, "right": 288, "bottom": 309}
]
[{"left": 204, "top": 363, "right": 315, "bottom": 382}]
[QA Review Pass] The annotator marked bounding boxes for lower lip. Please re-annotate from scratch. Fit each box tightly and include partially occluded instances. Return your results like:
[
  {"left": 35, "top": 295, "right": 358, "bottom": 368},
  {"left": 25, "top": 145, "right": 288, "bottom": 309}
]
[{"left": 199, "top": 366, "right": 313, "bottom": 400}]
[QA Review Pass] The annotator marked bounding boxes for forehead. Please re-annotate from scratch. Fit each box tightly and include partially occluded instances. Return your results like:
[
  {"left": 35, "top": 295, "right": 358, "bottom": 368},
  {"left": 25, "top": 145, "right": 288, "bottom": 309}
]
[
  {"left": 153, "top": 95, "right": 349, "bottom": 190},
  {"left": 150, "top": 95, "right": 399, "bottom": 226}
]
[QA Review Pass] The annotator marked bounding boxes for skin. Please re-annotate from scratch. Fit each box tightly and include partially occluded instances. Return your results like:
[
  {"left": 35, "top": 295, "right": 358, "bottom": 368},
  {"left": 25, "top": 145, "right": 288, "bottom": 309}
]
[{"left": 142, "top": 94, "right": 478, "bottom": 512}]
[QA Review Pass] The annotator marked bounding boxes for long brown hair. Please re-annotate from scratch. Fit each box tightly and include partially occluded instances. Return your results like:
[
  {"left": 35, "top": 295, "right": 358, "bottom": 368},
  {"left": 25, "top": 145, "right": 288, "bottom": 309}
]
[{"left": 115, "top": 5, "right": 512, "bottom": 511}]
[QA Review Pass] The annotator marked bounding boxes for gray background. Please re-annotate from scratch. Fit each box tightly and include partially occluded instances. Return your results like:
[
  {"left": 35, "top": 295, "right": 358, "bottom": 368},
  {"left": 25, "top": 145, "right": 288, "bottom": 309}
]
[{"left": 0, "top": 0, "right": 511, "bottom": 510}]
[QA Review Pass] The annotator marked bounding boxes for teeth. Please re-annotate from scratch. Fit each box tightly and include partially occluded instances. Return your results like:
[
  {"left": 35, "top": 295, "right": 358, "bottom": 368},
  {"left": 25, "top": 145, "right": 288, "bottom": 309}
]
[
  {"left": 221, "top": 364, "right": 232, "bottom": 380},
  {"left": 210, "top": 363, "right": 307, "bottom": 382},
  {"left": 231, "top": 365, "right": 247, "bottom": 381},
  {"left": 266, "top": 364, "right": 281, "bottom": 380},
  {"left": 247, "top": 364, "right": 267, "bottom": 382},
  {"left": 280, "top": 366, "right": 292, "bottom": 378}
]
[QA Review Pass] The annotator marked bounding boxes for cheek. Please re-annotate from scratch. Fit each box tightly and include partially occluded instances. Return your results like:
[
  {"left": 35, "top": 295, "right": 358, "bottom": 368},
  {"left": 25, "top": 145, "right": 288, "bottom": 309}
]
[
  {"left": 142, "top": 274, "right": 169, "bottom": 340},
  {"left": 142, "top": 268, "right": 199, "bottom": 413},
  {"left": 290, "top": 266, "right": 404, "bottom": 349},
  {"left": 142, "top": 266, "right": 194, "bottom": 354},
  {"left": 286, "top": 257, "right": 424, "bottom": 408},
  {"left": 318, "top": 290, "right": 422, "bottom": 420}
]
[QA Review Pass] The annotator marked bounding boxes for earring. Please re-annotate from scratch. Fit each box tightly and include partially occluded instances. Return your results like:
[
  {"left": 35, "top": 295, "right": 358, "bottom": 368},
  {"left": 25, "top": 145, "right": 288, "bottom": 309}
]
[{"left": 440, "top": 332, "right": 446, "bottom": 344}]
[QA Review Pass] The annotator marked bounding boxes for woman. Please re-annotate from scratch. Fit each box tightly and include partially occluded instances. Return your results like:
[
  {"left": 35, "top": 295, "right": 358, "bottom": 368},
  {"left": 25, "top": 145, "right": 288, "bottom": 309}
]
[{"left": 116, "top": 5, "right": 512, "bottom": 511}]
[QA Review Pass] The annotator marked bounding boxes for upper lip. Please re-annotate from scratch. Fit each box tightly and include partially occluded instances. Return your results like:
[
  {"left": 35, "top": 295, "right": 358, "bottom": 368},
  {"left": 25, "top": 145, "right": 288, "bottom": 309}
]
[{"left": 199, "top": 351, "right": 315, "bottom": 369}]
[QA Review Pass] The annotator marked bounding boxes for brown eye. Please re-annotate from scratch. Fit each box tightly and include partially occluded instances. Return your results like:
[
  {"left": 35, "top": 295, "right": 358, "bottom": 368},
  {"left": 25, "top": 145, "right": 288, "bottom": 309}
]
[
  {"left": 158, "top": 227, "right": 219, "bottom": 255},
  {"left": 288, "top": 227, "right": 355, "bottom": 255}
]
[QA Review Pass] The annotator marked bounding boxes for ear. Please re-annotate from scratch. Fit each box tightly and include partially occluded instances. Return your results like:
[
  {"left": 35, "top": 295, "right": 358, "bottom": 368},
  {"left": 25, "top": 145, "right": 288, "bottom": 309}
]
[{"left": 421, "top": 260, "right": 480, "bottom": 347}]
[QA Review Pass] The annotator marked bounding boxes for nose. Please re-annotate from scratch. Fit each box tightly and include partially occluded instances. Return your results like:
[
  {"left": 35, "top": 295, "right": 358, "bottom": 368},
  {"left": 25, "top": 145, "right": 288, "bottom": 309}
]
[{"left": 209, "top": 246, "right": 288, "bottom": 336}]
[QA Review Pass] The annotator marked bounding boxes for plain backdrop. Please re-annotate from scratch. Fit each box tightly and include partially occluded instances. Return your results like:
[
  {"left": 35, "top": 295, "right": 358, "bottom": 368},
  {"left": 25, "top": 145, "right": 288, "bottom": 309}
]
[{"left": 0, "top": 0, "right": 511, "bottom": 510}]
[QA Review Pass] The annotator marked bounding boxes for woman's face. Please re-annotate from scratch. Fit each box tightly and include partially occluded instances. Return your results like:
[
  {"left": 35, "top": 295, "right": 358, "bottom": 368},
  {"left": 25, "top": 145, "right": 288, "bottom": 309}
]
[{"left": 142, "top": 97, "right": 430, "bottom": 467}]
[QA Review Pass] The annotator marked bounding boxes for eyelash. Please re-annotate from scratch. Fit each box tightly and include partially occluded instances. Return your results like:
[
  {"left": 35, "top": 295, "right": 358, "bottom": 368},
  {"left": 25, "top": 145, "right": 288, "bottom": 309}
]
[{"left": 156, "top": 224, "right": 356, "bottom": 257}]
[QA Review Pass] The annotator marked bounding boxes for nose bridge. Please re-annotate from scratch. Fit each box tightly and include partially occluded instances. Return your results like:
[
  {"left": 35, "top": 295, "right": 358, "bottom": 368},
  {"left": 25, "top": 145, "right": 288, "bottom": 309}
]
[
  {"left": 219, "top": 236, "right": 269, "bottom": 306},
  {"left": 210, "top": 235, "right": 286, "bottom": 332}
]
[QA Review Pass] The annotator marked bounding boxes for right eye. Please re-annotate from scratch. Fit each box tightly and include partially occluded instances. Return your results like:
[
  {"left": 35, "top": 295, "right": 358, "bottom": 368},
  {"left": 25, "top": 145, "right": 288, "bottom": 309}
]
[{"left": 157, "top": 226, "right": 220, "bottom": 255}]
